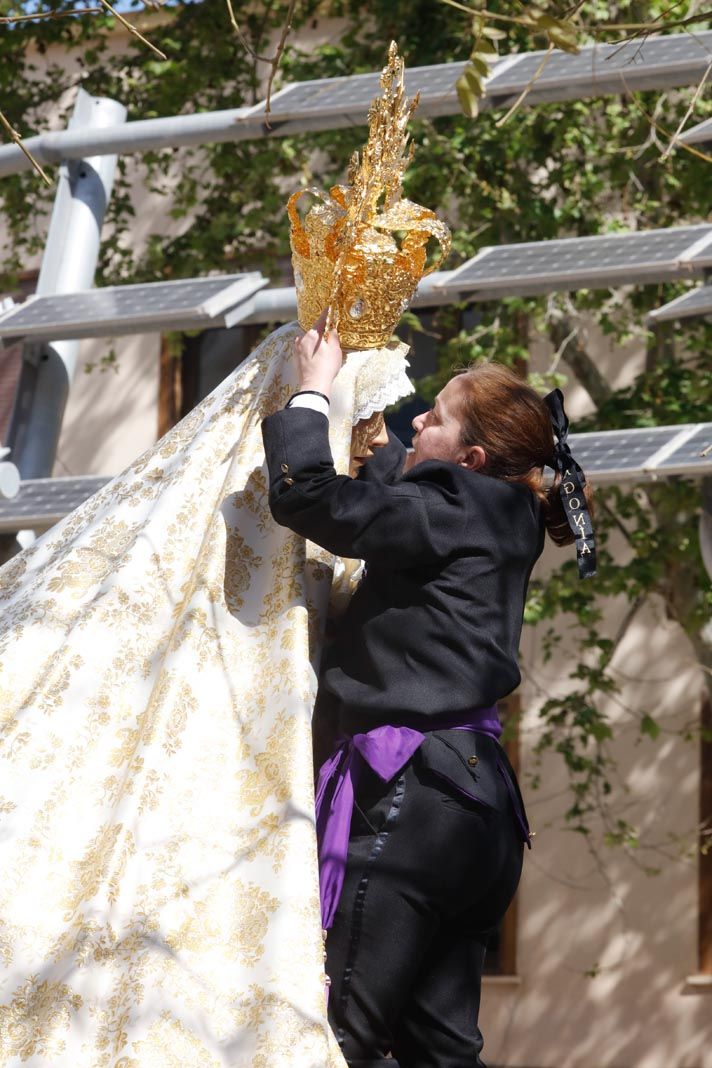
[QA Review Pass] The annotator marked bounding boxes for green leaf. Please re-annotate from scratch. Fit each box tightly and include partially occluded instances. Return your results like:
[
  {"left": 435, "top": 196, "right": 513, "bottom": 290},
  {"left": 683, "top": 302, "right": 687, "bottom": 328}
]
[
  {"left": 469, "top": 55, "right": 490, "bottom": 79},
  {"left": 481, "top": 26, "right": 507, "bottom": 40},
  {"left": 534, "top": 14, "right": 560, "bottom": 29},
  {"left": 590, "top": 721, "right": 613, "bottom": 743},
  {"left": 475, "top": 37, "right": 497, "bottom": 56},
  {"left": 548, "top": 25, "right": 580, "bottom": 54},
  {"left": 456, "top": 73, "right": 479, "bottom": 117},
  {"left": 640, "top": 714, "right": 661, "bottom": 741},
  {"left": 464, "top": 64, "right": 485, "bottom": 96}
]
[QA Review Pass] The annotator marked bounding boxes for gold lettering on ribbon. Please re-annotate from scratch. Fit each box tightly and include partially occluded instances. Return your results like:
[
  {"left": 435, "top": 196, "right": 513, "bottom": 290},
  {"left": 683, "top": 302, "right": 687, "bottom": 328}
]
[
  {"left": 580, "top": 541, "right": 592, "bottom": 554},
  {"left": 568, "top": 497, "right": 581, "bottom": 510},
  {"left": 573, "top": 512, "right": 587, "bottom": 531},
  {"left": 563, "top": 482, "right": 575, "bottom": 494}
]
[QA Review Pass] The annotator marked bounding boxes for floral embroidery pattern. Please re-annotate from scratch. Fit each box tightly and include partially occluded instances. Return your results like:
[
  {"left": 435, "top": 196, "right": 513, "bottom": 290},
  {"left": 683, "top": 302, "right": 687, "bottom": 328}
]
[{"left": 0, "top": 324, "right": 409, "bottom": 1065}]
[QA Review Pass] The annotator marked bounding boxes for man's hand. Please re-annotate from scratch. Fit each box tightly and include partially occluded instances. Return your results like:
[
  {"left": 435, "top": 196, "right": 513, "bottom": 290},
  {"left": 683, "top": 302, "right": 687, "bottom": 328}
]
[{"left": 294, "top": 311, "right": 343, "bottom": 398}]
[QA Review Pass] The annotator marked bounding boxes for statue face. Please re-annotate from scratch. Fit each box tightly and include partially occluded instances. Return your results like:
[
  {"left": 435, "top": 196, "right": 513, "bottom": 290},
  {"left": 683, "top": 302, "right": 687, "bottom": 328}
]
[{"left": 349, "top": 411, "right": 388, "bottom": 477}]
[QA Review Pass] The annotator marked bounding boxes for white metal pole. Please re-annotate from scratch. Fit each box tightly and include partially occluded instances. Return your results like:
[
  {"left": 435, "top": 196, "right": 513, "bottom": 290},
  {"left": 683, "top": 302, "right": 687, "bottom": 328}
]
[
  {"left": 0, "top": 107, "right": 256, "bottom": 179},
  {"left": 7, "top": 89, "right": 126, "bottom": 482}
]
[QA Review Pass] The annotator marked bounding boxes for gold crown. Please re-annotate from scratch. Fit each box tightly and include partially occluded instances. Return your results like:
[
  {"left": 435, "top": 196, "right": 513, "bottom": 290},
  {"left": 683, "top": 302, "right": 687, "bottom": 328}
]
[{"left": 288, "top": 42, "right": 451, "bottom": 350}]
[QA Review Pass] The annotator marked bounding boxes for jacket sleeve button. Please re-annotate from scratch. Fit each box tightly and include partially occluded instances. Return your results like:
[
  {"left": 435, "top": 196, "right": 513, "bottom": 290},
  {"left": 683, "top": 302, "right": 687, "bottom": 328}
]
[
  {"left": 467, "top": 755, "right": 479, "bottom": 767},
  {"left": 284, "top": 476, "right": 295, "bottom": 486},
  {"left": 281, "top": 463, "right": 289, "bottom": 473}
]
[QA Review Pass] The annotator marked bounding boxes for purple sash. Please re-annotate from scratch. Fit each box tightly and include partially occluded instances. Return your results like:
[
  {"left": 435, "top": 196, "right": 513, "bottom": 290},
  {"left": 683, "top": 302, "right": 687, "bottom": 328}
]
[{"left": 315, "top": 707, "right": 501, "bottom": 930}]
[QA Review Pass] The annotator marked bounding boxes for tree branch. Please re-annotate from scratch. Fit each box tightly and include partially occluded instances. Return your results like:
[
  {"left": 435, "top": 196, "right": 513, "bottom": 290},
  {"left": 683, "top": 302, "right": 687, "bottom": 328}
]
[
  {"left": 96, "top": 0, "right": 166, "bottom": 60},
  {"left": 0, "top": 109, "right": 51, "bottom": 185},
  {"left": 597, "top": 496, "right": 637, "bottom": 551},
  {"left": 264, "top": 0, "right": 297, "bottom": 123},
  {"left": 661, "top": 56, "right": 712, "bottom": 161},
  {"left": 0, "top": 8, "right": 102, "bottom": 22},
  {"left": 224, "top": 0, "right": 273, "bottom": 63},
  {"left": 607, "top": 595, "right": 646, "bottom": 669},
  {"left": 547, "top": 314, "right": 612, "bottom": 409},
  {"left": 598, "top": 9, "right": 712, "bottom": 33}
]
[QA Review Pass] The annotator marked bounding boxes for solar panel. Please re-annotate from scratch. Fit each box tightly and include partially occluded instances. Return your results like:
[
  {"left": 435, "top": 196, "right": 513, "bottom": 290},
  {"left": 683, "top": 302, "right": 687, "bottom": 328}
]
[
  {"left": 0, "top": 274, "right": 268, "bottom": 343},
  {"left": 648, "top": 284, "right": 712, "bottom": 322},
  {"left": 251, "top": 61, "right": 469, "bottom": 125},
  {"left": 440, "top": 226, "right": 712, "bottom": 298},
  {"left": 0, "top": 476, "right": 109, "bottom": 534},
  {"left": 485, "top": 32, "right": 712, "bottom": 103},
  {"left": 247, "top": 32, "right": 712, "bottom": 132},
  {"left": 654, "top": 424, "right": 712, "bottom": 473},
  {"left": 570, "top": 426, "right": 684, "bottom": 482},
  {"left": 678, "top": 116, "right": 712, "bottom": 146},
  {"left": 570, "top": 424, "right": 712, "bottom": 483}
]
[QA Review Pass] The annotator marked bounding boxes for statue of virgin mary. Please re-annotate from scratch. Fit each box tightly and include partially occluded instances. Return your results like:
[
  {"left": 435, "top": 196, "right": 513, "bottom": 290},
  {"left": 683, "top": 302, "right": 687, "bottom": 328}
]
[
  {"left": 0, "top": 44, "right": 450, "bottom": 1067},
  {"left": 0, "top": 322, "right": 413, "bottom": 1068}
]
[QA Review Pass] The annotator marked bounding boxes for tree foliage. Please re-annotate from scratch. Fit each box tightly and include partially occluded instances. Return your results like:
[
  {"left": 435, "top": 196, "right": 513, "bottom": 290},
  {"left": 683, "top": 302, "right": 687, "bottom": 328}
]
[{"left": 2, "top": 0, "right": 711, "bottom": 842}]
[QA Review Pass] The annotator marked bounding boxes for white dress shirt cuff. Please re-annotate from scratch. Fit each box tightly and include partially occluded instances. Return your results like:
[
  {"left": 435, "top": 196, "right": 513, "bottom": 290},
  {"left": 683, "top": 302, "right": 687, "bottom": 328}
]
[{"left": 286, "top": 393, "right": 330, "bottom": 418}]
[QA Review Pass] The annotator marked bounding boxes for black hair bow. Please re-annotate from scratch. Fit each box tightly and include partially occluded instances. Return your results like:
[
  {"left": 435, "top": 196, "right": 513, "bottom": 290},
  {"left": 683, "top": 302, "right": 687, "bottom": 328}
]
[{"left": 544, "top": 389, "right": 596, "bottom": 580}]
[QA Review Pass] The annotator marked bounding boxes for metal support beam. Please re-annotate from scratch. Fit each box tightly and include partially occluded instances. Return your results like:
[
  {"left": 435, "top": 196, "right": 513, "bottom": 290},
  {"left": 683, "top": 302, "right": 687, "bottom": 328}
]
[
  {"left": 6, "top": 90, "right": 126, "bottom": 482},
  {"left": 0, "top": 107, "right": 255, "bottom": 179},
  {"left": 679, "top": 117, "right": 712, "bottom": 147}
]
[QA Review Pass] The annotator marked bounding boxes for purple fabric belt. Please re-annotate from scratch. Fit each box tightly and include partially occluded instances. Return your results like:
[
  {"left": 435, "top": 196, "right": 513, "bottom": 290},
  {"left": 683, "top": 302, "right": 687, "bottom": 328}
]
[{"left": 315, "top": 707, "right": 505, "bottom": 931}]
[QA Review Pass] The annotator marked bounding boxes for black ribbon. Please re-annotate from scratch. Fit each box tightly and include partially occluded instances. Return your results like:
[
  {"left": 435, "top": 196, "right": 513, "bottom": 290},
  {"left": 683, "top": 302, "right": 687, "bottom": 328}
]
[{"left": 544, "top": 389, "right": 597, "bottom": 580}]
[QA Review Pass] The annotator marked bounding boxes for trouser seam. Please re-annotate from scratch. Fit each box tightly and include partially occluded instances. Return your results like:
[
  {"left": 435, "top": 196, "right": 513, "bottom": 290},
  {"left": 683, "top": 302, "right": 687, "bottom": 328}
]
[{"left": 335, "top": 770, "right": 407, "bottom": 1047}]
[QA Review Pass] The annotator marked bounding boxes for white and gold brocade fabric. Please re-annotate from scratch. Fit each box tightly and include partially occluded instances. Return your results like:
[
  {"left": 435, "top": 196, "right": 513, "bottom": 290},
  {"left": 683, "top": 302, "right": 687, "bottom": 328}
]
[{"left": 0, "top": 323, "right": 409, "bottom": 1067}]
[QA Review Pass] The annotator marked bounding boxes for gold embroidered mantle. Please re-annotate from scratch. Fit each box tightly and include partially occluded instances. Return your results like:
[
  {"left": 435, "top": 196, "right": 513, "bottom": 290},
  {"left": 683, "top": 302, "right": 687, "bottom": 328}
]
[{"left": 0, "top": 323, "right": 409, "bottom": 1067}]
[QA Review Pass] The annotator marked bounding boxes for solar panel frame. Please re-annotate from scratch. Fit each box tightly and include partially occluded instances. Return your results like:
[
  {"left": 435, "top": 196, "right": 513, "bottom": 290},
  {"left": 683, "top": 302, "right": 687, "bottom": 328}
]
[
  {"left": 0, "top": 476, "right": 110, "bottom": 534},
  {"left": 484, "top": 32, "right": 712, "bottom": 102},
  {"left": 648, "top": 284, "right": 712, "bottom": 322},
  {"left": 654, "top": 424, "right": 712, "bottom": 472},
  {"left": 244, "top": 32, "right": 712, "bottom": 132},
  {"left": 0, "top": 273, "right": 268, "bottom": 342},
  {"left": 570, "top": 426, "right": 685, "bottom": 483},
  {"left": 256, "top": 61, "right": 469, "bottom": 123},
  {"left": 569, "top": 424, "right": 712, "bottom": 483},
  {"left": 440, "top": 226, "right": 712, "bottom": 298}
]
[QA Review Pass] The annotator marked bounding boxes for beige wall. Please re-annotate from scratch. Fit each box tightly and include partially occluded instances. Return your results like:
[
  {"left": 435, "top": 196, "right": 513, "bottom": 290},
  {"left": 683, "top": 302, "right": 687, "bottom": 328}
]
[
  {"left": 54, "top": 332, "right": 160, "bottom": 477},
  {"left": 479, "top": 574, "right": 711, "bottom": 1067}
]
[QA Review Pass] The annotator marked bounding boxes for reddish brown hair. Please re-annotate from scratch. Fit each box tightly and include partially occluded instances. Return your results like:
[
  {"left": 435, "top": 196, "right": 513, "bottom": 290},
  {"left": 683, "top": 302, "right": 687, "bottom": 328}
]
[{"left": 455, "top": 363, "right": 595, "bottom": 547}]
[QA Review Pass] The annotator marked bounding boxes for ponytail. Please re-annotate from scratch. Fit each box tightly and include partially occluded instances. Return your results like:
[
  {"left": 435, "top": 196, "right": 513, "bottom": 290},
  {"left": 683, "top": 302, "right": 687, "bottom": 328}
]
[{"left": 456, "top": 365, "right": 596, "bottom": 576}]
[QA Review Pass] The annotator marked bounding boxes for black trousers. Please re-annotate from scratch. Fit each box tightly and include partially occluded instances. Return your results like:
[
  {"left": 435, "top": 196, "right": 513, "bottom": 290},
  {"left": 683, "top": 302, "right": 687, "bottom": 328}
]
[{"left": 325, "top": 735, "right": 524, "bottom": 1068}]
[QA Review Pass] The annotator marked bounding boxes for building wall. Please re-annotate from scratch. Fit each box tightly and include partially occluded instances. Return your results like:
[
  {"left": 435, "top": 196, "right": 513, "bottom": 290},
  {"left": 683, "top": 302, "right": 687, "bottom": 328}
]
[
  {"left": 482, "top": 574, "right": 710, "bottom": 1067},
  {"left": 54, "top": 332, "right": 161, "bottom": 477}
]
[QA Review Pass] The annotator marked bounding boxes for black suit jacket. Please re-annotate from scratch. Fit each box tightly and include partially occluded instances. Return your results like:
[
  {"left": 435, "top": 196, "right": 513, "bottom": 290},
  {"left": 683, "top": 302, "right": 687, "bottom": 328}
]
[
  {"left": 261, "top": 407, "right": 544, "bottom": 735},
  {"left": 356, "top": 427, "right": 407, "bottom": 486}
]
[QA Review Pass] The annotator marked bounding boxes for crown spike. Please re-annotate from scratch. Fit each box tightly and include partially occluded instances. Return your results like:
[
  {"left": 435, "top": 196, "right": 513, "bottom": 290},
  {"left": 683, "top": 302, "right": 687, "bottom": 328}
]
[{"left": 288, "top": 43, "right": 451, "bottom": 350}]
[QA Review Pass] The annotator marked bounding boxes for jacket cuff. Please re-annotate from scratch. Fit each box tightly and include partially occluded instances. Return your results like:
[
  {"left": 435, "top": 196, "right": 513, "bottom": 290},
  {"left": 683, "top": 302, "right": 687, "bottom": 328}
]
[{"left": 262, "top": 407, "right": 335, "bottom": 489}]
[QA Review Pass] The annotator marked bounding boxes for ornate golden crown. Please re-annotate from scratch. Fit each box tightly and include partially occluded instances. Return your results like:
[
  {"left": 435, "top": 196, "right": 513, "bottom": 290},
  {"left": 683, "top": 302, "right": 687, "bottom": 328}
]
[{"left": 288, "top": 42, "right": 451, "bottom": 351}]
